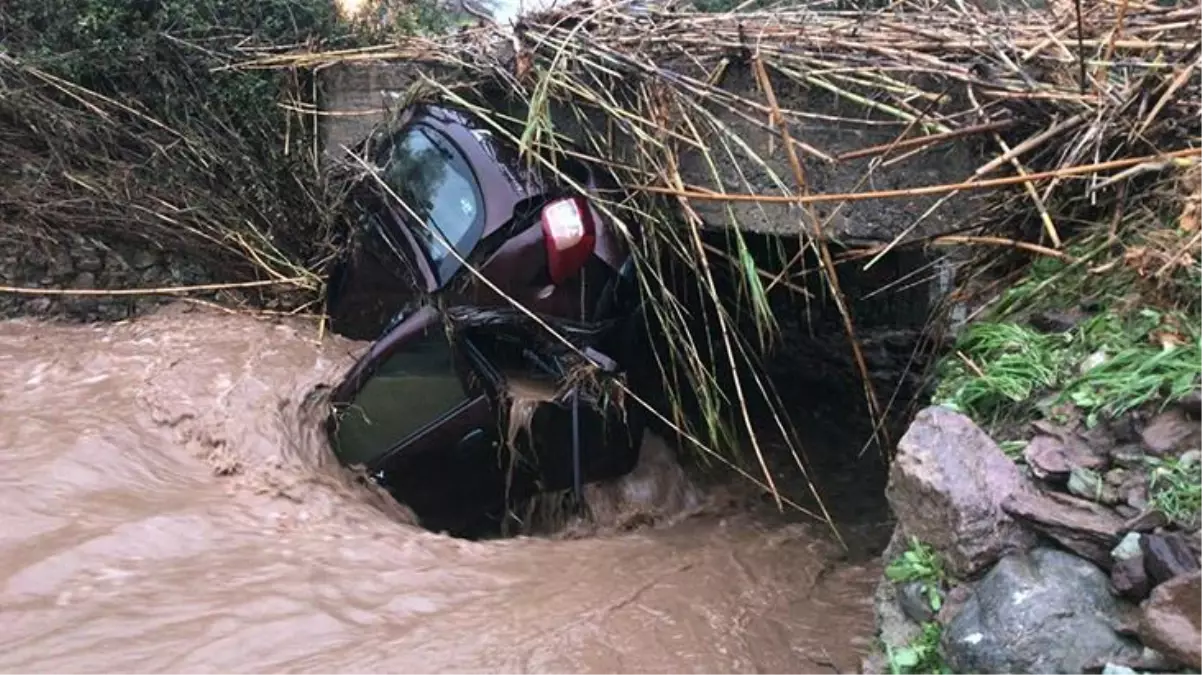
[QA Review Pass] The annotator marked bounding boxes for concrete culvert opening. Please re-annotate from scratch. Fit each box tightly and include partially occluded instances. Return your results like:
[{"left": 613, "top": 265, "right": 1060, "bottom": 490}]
[{"left": 631, "top": 229, "right": 948, "bottom": 536}]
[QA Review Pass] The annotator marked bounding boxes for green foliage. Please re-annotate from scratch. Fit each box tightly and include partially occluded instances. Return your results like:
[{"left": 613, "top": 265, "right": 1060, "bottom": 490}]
[
  {"left": 1149, "top": 454, "right": 1202, "bottom": 528},
  {"left": 355, "top": 0, "right": 462, "bottom": 37},
  {"left": 934, "top": 322, "right": 1069, "bottom": 426},
  {"left": 886, "top": 623, "right": 951, "bottom": 675},
  {"left": 886, "top": 538, "right": 946, "bottom": 612},
  {"left": 1, "top": 0, "right": 367, "bottom": 288},
  {"left": 5, "top": 0, "right": 346, "bottom": 100},
  {"left": 937, "top": 311, "right": 1201, "bottom": 432},
  {"left": 937, "top": 236, "right": 1202, "bottom": 432}
]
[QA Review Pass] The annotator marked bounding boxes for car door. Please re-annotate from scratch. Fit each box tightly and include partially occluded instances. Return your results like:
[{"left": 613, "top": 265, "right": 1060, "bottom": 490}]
[
  {"left": 327, "top": 305, "right": 525, "bottom": 533},
  {"left": 453, "top": 321, "right": 644, "bottom": 495}
]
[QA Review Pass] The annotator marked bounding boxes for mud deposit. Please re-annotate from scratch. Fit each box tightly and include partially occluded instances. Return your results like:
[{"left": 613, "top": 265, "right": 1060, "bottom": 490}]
[{"left": 0, "top": 306, "right": 879, "bottom": 673}]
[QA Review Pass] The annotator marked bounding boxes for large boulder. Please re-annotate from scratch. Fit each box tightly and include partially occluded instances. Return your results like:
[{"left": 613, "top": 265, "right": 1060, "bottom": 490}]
[
  {"left": 942, "top": 547, "right": 1142, "bottom": 674},
  {"left": 1139, "top": 571, "right": 1202, "bottom": 670},
  {"left": 886, "top": 406, "right": 1037, "bottom": 577}
]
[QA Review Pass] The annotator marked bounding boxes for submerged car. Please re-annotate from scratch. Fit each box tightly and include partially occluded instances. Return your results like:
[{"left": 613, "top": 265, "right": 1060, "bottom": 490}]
[
  {"left": 326, "top": 304, "right": 645, "bottom": 536},
  {"left": 325, "top": 103, "right": 646, "bottom": 535}
]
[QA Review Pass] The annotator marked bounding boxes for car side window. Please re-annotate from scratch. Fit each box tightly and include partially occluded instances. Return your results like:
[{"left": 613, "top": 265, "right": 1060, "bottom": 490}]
[{"left": 332, "top": 323, "right": 471, "bottom": 467}]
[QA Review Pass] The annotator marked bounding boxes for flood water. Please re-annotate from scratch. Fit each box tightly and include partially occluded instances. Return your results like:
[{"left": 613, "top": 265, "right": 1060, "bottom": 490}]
[{"left": 0, "top": 306, "right": 880, "bottom": 673}]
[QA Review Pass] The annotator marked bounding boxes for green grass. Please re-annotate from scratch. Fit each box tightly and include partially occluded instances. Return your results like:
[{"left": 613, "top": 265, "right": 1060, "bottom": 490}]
[
  {"left": 886, "top": 623, "right": 951, "bottom": 675},
  {"left": 1149, "top": 454, "right": 1202, "bottom": 528},
  {"left": 934, "top": 240, "right": 1201, "bottom": 436},
  {"left": 885, "top": 538, "right": 946, "bottom": 613}
]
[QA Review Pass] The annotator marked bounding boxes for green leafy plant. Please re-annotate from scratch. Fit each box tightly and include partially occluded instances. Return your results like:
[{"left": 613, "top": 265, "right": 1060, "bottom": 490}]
[
  {"left": 1150, "top": 455, "right": 1202, "bottom": 528},
  {"left": 885, "top": 538, "right": 946, "bottom": 612},
  {"left": 998, "top": 440, "right": 1028, "bottom": 460},
  {"left": 886, "top": 622, "right": 951, "bottom": 675},
  {"left": 935, "top": 295, "right": 1200, "bottom": 434}
]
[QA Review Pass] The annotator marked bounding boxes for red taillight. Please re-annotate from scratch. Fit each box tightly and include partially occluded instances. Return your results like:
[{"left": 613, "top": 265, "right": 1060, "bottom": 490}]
[{"left": 541, "top": 196, "right": 596, "bottom": 284}]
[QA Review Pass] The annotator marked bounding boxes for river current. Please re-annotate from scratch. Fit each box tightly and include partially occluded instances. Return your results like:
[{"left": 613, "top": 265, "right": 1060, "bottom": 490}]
[{"left": 0, "top": 306, "right": 879, "bottom": 673}]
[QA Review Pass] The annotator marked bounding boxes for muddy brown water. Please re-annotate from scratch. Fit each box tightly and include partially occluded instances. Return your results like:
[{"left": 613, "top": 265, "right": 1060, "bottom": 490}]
[{"left": 0, "top": 305, "right": 880, "bottom": 673}]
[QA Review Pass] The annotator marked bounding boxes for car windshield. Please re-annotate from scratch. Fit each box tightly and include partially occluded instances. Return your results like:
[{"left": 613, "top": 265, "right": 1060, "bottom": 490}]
[{"left": 381, "top": 126, "right": 483, "bottom": 283}]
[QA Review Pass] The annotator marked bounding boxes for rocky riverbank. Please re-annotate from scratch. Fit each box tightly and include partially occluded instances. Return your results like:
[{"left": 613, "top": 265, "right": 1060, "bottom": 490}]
[{"left": 867, "top": 402, "right": 1200, "bottom": 674}]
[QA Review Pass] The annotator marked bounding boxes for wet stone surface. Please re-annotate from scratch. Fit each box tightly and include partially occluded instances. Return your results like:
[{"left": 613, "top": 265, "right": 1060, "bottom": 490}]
[
  {"left": 941, "top": 547, "right": 1142, "bottom": 674},
  {"left": 886, "top": 406, "right": 1036, "bottom": 577},
  {"left": 1139, "top": 570, "right": 1202, "bottom": 670},
  {"left": 0, "top": 237, "right": 213, "bottom": 322}
]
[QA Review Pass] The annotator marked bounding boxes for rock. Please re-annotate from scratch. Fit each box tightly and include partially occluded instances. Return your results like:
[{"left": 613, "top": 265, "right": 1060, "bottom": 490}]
[
  {"left": 1100, "top": 664, "right": 1136, "bottom": 675},
  {"left": 942, "top": 547, "right": 1142, "bottom": 674},
  {"left": 1138, "top": 571, "right": 1202, "bottom": 669},
  {"left": 1003, "top": 488, "right": 1125, "bottom": 568},
  {"left": 1180, "top": 449, "right": 1202, "bottom": 469},
  {"left": 897, "top": 580, "right": 937, "bottom": 624},
  {"left": 1135, "top": 646, "right": 1179, "bottom": 670},
  {"left": 1113, "top": 504, "right": 1139, "bottom": 520},
  {"left": 131, "top": 248, "right": 160, "bottom": 270},
  {"left": 886, "top": 407, "right": 1037, "bottom": 577},
  {"left": 1029, "top": 308, "right": 1088, "bottom": 333},
  {"left": 47, "top": 249, "right": 74, "bottom": 278},
  {"left": 1119, "top": 471, "right": 1150, "bottom": 511},
  {"left": 75, "top": 253, "right": 103, "bottom": 273},
  {"left": 1068, "top": 467, "right": 1122, "bottom": 505},
  {"left": 1104, "top": 467, "right": 1129, "bottom": 487},
  {"left": 1111, "top": 555, "right": 1151, "bottom": 600},
  {"left": 1141, "top": 533, "right": 1200, "bottom": 585},
  {"left": 1025, "top": 433, "right": 1109, "bottom": 481},
  {"left": 1080, "top": 422, "right": 1120, "bottom": 457},
  {"left": 1140, "top": 408, "right": 1199, "bottom": 456},
  {"left": 1178, "top": 389, "right": 1202, "bottom": 420},
  {"left": 1123, "top": 509, "right": 1168, "bottom": 533},
  {"left": 1107, "top": 533, "right": 1152, "bottom": 601},
  {"left": 139, "top": 267, "right": 164, "bottom": 284},
  {"left": 1109, "top": 444, "right": 1147, "bottom": 470},
  {"left": 71, "top": 272, "right": 96, "bottom": 290},
  {"left": 1112, "top": 532, "right": 1143, "bottom": 561},
  {"left": 935, "top": 583, "right": 973, "bottom": 625}
]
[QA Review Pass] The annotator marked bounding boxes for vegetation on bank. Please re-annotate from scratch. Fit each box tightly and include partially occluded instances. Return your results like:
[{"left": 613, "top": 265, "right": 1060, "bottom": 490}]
[
  {"left": 886, "top": 622, "right": 949, "bottom": 675},
  {"left": 930, "top": 166, "right": 1202, "bottom": 528},
  {"left": 935, "top": 233, "right": 1201, "bottom": 437},
  {"left": 0, "top": 0, "right": 451, "bottom": 309},
  {"left": 884, "top": 539, "right": 951, "bottom": 674},
  {"left": 2, "top": 0, "right": 349, "bottom": 304}
]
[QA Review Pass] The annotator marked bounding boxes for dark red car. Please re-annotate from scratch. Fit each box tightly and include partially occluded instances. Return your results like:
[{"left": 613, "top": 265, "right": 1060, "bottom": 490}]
[
  {"left": 326, "top": 104, "right": 645, "bottom": 536},
  {"left": 344, "top": 104, "right": 639, "bottom": 333}
]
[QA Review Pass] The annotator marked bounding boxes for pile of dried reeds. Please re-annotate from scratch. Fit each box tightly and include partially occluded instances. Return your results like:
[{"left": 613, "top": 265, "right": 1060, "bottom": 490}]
[
  {"left": 0, "top": 0, "right": 352, "bottom": 311},
  {"left": 245, "top": 0, "right": 1200, "bottom": 529}
]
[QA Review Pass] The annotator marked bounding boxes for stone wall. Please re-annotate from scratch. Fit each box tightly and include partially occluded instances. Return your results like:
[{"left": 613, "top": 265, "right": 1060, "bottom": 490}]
[{"left": 0, "top": 235, "right": 212, "bottom": 321}]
